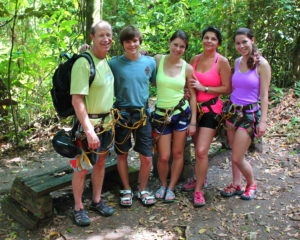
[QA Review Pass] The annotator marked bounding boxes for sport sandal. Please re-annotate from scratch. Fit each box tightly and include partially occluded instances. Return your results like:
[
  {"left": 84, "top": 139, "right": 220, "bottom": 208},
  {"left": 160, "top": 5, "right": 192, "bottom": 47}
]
[
  {"left": 220, "top": 184, "right": 244, "bottom": 197},
  {"left": 240, "top": 184, "right": 257, "bottom": 200},
  {"left": 137, "top": 191, "right": 156, "bottom": 206},
  {"left": 155, "top": 186, "right": 166, "bottom": 200},
  {"left": 90, "top": 200, "right": 115, "bottom": 216},
  {"left": 164, "top": 189, "right": 175, "bottom": 203},
  {"left": 194, "top": 191, "right": 206, "bottom": 207},
  {"left": 120, "top": 189, "right": 133, "bottom": 207},
  {"left": 73, "top": 209, "right": 91, "bottom": 227}
]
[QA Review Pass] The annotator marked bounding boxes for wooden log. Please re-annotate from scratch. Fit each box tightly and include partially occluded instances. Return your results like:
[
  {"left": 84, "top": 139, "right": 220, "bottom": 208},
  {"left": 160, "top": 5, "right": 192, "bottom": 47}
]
[
  {"left": 10, "top": 177, "right": 53, "bottom": 218},
  {"left": 1, "top": 196, "right": 52, "bottom": 230}
]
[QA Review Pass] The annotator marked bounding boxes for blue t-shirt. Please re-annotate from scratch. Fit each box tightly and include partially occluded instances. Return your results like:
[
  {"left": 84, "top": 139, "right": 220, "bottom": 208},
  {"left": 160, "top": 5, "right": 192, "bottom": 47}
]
[{"left": 109, "top": 55, "right": 156, "bottom": 108}]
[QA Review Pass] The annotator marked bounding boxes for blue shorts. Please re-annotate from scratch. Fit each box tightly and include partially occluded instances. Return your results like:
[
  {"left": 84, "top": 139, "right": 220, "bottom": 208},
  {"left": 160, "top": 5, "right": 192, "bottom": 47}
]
[
  {"left": 152, "top": 106, "right": 191, "bottom": 135},
  {"left": 114, "top": 111, "right": 152, "bottom": 157}
]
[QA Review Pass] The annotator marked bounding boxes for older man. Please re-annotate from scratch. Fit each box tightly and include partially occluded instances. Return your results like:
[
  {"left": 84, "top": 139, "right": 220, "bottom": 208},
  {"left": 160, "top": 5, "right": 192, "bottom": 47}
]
[{"left": 70, "top": 20, "right": 115, "bottom": 226}]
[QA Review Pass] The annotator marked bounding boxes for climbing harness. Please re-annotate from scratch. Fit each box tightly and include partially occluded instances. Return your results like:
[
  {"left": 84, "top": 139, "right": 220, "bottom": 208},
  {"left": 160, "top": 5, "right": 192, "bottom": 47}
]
[
  {"left": 114, "top": 107, "right": 148, "bottom": 154},
  {"left": 218, "top": 101, "right": 259, "bottom": 136},
  {"left": 151, "top": 98, "right": 190, "bottom": 152},
  {"left": 196, "top": 97, "right": 219, "bottom": 122},
  {"left": 74, "top": 108, "right": 120, "bottom": 169}
]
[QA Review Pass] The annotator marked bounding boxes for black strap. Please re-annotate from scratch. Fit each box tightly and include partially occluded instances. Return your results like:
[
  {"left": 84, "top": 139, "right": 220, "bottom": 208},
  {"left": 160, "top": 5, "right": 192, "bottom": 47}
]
[
  {"left": 88, "top": 112, "right": 110, "bottom": 119},
  {"left": 80, "top": 52, "right": 96, "bottom": 87},
  {"left": 228, "top": 101, "right": 258, "bottom": 112},
  {"left": 198, "top": 97, "right": 219, "bottom": 113},
  {"left": 156, "top": 98, "right": 186, "bottom": 113},
  {"left": 118, "top": 107, "right": 144, "bottom": 113}
]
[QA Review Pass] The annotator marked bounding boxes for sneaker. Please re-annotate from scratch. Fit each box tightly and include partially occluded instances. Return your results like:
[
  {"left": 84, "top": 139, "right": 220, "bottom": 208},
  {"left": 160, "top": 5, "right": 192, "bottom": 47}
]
[
  {"left": 220, "top": 184, "right": 244, "bottom": 197},
  {"left": 90, "top": 200, "right": 115, "bottom": 216},
  {"left": 194, "top": 191, "right": 206, "bottom": 207},
  {"left": 240, "top": 184, "right": 257, "bottom": 200},
  {"left": 183, "top": 178, "right": 196, "bottom": 192},
  {"left": 183, "top": 178, "right": 208, "bottom": 192},
  {"left": 73, "top": 209, "right": 91, "bottom": 227}
]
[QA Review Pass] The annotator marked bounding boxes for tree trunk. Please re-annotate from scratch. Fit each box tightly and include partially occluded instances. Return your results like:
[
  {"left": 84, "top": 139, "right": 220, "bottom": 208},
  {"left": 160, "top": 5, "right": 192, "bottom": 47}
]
[
  {"left": 85, "top": 0, "right": 94, "bottom": 44},
  {"left": 292, "top": 35, "right": 300, "bottom": 84}
]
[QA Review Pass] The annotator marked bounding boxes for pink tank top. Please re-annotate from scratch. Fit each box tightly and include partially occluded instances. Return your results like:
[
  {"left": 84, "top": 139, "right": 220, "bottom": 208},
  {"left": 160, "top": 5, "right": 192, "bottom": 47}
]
[{"left": 193, "top": 53, "right": 223, "bottom": 114}]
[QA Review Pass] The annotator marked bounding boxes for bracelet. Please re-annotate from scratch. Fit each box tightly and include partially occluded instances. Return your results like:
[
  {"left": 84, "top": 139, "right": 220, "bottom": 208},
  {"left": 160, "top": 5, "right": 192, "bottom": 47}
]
[
  {"left": 190, "top": 123, "right": 197, "bottom": 126},
  {"left": 204, "top": 86, "right": 209, "bottom": 93}
]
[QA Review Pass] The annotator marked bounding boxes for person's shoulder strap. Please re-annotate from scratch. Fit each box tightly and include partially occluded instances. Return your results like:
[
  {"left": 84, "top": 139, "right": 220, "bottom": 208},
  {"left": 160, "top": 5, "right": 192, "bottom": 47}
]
[
  {"left": 193, "top": 54, "right": 202, "bottom": 68},
  {"left": 79, "top": 52, "right": 96, "bottom": 86}
]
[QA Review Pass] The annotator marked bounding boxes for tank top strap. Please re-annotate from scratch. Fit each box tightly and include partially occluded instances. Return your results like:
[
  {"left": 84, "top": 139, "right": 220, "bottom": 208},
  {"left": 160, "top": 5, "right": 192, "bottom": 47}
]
[
  {"left": 235, "top": 57, "right": 242, "bottom": 71},
  {"left": 193, "top": 54, "right": 203, "bottom": 69},
  {"left": 159, "top": 55, "right": 166, "bottom": 69},
  {"left": 181, "top": 59, "right": 187, "bottom": 75},
  {"left": 212, "top": 53, "right": 220, "bottom": 69}
]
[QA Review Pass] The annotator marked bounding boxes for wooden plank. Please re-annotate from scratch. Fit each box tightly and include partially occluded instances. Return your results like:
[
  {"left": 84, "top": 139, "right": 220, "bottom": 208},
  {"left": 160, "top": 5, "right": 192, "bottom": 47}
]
[
  {"left": 13, "top": 155, "right": 117, "bottom": 197},
  {"left": 10, "top": 178, "right": 53, "bottom": 218},
  {"left": 1, "top": 196, "right": 52, "bottom": 230}
]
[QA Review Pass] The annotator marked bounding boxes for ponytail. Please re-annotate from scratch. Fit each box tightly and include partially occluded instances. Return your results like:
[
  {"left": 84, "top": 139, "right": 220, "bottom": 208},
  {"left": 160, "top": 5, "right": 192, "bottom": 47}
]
[
  {"left": 235, "top": 27, "right": 261, "bottom": 70},
  {"left": 247, "top": 44, "right": 261, "bottom": 70}
]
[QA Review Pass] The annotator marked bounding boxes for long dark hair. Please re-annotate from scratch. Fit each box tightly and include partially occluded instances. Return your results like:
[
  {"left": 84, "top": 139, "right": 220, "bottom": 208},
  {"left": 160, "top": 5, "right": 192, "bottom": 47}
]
[
  {"left": 170, "top": 30, "right": 189, "bottom": 49},
  {"left": 235, "top": 28, "right": 260, "bottom": 70}
]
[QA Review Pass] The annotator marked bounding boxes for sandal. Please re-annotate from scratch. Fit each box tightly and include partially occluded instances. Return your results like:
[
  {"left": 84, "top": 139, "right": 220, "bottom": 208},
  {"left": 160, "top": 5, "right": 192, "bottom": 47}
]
[
  {"left": 155, "top": 186, "right": 166, "bottom": 200},
  {"left": 164, "top": 189, "right": 175, "bottom": 203},
  {"left": 220, "top": 184, "right": 244, "bottom": 197},
  {"left": 194, "top": 191, "right": 205, "bottom": 207},
  {"left": 137, "top": 191, "right": 156, "bottom": 206},
  {"left": 240, "top": 184, "right": 257, "bottom": 200},
  {"left": 120, "top": 190, "right": 133, "bottom": 207},
  {"left": 73, "top": 209, "right": 91, "bottom": 227},
  {"left": 183, "top": 177, "right": 208, "bottom": 192}
]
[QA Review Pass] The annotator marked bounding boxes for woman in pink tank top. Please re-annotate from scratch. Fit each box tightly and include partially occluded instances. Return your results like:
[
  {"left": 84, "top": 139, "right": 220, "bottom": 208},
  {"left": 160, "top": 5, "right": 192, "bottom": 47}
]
[
  {"left": 220, "top": 28, "right": 271, "bottom": 200},
  {"left": 185, "top": 27, "right": 232, "bottom": 207}
]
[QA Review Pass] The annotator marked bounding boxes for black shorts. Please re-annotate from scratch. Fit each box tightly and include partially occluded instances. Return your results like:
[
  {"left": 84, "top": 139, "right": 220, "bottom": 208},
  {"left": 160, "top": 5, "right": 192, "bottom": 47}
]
[
  {"left": 198, "top": 112, "right": 219, "bottom": 129},
  {"left": 115, "top": 111, "right": 152, "bottom": 157}
]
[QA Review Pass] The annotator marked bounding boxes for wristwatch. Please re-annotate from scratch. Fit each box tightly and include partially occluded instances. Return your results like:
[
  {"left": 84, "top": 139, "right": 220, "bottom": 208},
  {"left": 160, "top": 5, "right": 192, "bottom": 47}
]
[{"left": 204, "top": 87, "right": 209, "bottom": 93}]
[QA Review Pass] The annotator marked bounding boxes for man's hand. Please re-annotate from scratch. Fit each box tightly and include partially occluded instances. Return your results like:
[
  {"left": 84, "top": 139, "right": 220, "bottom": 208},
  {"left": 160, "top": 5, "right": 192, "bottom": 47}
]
[
  {"left": 86, "top": 130, "right": 100, "bottom": 150},
  {"left": 79, "top": 44, "right": 91, "bottom": 53}
]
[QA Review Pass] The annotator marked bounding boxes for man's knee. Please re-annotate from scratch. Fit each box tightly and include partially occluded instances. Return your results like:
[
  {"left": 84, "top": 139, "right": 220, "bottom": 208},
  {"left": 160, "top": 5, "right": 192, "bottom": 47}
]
[{"left": 140, "top": 155, "right": 152, "bottom": 167}]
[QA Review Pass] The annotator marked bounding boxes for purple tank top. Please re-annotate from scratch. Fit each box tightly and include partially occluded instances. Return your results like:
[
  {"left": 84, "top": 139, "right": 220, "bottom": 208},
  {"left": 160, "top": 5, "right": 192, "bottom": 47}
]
[{"left": 230, "top": 57, "right": 260, "bottom": 109}]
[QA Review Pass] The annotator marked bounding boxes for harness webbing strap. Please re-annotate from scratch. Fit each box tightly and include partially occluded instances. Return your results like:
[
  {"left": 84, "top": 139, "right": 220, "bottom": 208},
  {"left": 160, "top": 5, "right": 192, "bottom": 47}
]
[{"left": 197, "top": 97, "right": 219, "bottom": 121}]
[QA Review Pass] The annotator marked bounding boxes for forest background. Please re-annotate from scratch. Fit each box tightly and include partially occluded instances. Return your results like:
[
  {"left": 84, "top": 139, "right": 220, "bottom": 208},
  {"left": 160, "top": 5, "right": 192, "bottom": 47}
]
[{"left": 0, "top": 0, "right": 299, "bottom": 146}]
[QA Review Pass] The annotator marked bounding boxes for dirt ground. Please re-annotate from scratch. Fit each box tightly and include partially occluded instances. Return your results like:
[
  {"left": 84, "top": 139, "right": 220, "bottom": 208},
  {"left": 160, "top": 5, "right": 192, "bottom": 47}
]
[{"left": 0, "top": 91, "right": 299, "bottom": 240}]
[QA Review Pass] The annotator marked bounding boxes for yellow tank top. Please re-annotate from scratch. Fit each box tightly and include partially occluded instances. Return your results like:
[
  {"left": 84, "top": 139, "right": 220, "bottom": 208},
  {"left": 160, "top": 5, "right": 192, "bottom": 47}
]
[{"left": 156, "top": 55, "right": 188, "bottom": 115}]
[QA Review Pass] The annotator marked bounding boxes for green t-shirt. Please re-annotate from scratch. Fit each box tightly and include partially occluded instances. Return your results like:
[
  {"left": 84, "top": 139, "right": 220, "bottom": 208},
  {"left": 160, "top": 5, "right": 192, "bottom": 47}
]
[{"left": 70, "top": 50, "right": 114, "bottom": 126}]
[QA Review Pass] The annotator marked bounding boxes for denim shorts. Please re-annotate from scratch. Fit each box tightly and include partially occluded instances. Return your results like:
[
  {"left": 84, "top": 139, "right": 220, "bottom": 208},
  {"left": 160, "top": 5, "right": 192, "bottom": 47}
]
[
  {"left": 152, "top": 106, "right": 191, "bottom": 135},
  {"left": 114, "top": 111, "right": 152, "bottom": 157},
  {"left": 226, "top": 110, "right": 261, "bottom": 136}
]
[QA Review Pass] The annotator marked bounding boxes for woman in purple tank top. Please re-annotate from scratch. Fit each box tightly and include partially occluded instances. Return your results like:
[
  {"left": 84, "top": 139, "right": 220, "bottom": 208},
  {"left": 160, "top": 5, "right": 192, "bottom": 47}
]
[{"left": 220, "top": 28, "right": 271, "bottom": 200}]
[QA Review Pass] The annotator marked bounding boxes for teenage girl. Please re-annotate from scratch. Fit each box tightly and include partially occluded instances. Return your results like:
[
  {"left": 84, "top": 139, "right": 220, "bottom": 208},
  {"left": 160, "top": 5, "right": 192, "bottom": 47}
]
[
  {"left": 220, "top": 28, "right": 271, "bottom": 200},
  {"left": 153, "top": 30, "right": 197, "bottom": 202}
]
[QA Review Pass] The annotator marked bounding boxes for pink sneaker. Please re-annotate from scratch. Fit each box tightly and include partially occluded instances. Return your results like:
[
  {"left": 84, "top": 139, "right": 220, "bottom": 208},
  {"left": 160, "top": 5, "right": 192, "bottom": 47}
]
[
  {"left": 183, "top": 178, "right": 208, "bottom": 192},
  {"left": 183, "top": 178, "right": 196, "bottom": 192},
  {"left": 194, "top": 191, "right": 206, "bottom": 207}
]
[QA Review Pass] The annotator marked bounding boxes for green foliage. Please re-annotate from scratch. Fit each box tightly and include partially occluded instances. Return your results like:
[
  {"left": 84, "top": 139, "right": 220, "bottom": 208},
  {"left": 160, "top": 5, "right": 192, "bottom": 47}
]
[
  {"left": 269, "top": 85, "right": 285, "bottom": 106},
  {"left": 0, "top": 0, "right": 299, "bottom": 144}
]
